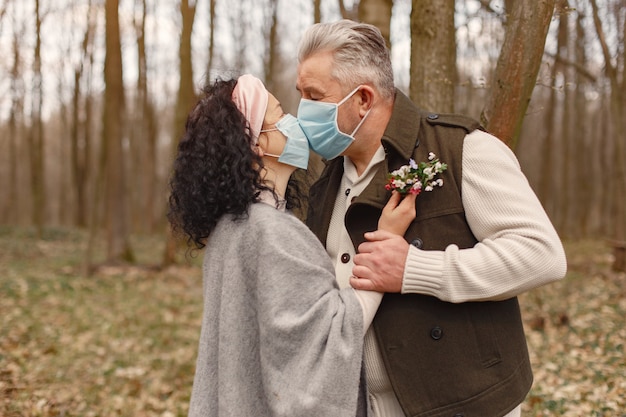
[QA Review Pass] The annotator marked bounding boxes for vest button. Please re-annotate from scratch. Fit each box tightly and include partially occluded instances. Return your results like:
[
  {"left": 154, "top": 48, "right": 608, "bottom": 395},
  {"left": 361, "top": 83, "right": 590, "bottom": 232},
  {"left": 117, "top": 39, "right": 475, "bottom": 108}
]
[
  {"left": 410, "top": 238, "right": 423, "bottom": 249},
  {"left": 340, "top": 253, "right": 351, "bottom": 264},
  {"left": 427, "top": 113, "right": 439, "bottom": 120},
  {"left": 430, "top": 326, "right": 443, "bottom": 340},
  {"left": 345, "top": 188, "right": 351, "bottom": 196}
]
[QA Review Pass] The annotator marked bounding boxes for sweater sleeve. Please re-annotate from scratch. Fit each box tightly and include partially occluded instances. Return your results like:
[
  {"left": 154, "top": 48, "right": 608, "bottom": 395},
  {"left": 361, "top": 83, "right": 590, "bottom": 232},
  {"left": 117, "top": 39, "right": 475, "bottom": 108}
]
[
  {"left": 402, "top": 129, "right": 567, "bottom": 303},
  {"left": 352, "top": 289, "right": 383, "bottom": 331}
]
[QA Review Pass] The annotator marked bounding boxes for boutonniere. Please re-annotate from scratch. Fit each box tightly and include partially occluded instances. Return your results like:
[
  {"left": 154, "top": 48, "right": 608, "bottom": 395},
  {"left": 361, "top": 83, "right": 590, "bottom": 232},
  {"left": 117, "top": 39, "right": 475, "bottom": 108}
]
[{"left": 385, "top": 152, "right": 448, "bottom": 196}]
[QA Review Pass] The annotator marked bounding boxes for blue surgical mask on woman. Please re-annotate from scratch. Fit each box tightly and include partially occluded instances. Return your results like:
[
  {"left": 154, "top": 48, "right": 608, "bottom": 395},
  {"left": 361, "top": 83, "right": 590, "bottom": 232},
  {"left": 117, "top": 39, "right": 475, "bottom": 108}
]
[
  {"left": 260, "top": 113, "right": 310, "bottom": 169},
  {"left": 297, "top": 85, "right": 371, "bottom": 160}
]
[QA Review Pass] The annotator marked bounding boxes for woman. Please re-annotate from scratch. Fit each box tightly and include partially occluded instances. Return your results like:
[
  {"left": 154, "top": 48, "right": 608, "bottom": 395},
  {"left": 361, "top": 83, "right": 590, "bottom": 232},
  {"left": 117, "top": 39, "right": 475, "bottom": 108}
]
[{"left": 167, "top": 74, "right": 416, "bottom": 417}]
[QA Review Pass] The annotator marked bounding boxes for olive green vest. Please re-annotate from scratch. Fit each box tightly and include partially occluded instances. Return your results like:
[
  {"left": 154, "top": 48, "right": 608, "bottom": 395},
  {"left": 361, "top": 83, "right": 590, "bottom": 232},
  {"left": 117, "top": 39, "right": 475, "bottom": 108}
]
[{"left": 306, "top": 91, "right": 532, "bottom": 417}]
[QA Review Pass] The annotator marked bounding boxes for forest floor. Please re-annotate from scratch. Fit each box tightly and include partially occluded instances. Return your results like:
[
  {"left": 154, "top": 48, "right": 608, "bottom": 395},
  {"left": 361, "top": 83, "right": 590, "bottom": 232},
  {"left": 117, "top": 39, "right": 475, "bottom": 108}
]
[{"left": 1, "top": 226, "right": 625, "bottom": 416}]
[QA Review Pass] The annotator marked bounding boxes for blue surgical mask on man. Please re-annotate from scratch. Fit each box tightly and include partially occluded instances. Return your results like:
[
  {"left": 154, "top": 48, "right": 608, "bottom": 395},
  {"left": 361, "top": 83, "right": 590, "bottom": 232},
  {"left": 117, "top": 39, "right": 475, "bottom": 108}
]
[
  {"left": 297, "top": 85, "right": 371, "bottom": 160},
  {"left": 260, "top": 113, "right": 310, "bottom": 169}
]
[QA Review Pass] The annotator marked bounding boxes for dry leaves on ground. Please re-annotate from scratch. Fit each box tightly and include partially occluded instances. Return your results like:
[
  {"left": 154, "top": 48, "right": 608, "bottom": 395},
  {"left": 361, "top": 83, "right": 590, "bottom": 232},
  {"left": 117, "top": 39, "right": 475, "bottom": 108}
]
[{"left": 1, "top": 228, "right": 625, "bottom": 416}]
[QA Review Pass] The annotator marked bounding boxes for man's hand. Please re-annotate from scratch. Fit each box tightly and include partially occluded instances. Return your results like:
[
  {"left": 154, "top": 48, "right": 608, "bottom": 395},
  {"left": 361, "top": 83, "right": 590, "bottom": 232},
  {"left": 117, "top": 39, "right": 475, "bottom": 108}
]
[{"left": 350, "top": 230, "right": 409, "bottom": 292}]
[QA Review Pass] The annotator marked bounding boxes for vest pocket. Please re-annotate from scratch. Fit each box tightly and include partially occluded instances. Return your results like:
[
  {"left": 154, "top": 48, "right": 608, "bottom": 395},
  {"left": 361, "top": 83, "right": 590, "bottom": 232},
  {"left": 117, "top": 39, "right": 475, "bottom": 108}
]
[{"left": 466, "top": 303, "right": 502, "bottom": 368}]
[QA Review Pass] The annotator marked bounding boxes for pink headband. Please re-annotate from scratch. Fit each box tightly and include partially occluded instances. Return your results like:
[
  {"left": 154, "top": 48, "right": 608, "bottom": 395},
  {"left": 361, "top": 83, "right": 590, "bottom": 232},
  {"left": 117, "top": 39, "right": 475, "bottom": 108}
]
[{"left": 232, "top": 74, "right": 269, "bottom": 141}]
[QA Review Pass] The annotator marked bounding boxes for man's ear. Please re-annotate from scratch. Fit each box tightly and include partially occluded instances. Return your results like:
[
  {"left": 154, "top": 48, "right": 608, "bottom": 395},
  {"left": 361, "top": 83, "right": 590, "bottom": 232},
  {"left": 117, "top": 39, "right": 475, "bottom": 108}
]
[{"left": 357, "top": 85, "right": 375, "bottom": 115}]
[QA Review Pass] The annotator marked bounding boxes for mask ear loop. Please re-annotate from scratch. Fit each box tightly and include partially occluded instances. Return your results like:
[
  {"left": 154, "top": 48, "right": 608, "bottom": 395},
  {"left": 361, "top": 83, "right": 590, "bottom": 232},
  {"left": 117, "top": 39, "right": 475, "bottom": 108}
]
[
  {"left": 337, "top": 84, "right": 364, "bottom": 106},
  {"left": 257, "top": 128, "right": 282, "bottom": 159},
  {"left": 340, "top": 85, "right": 371, "bottom": 137},
  {"left": 349, "top": 107, "right": 372, "bottom": 137}
]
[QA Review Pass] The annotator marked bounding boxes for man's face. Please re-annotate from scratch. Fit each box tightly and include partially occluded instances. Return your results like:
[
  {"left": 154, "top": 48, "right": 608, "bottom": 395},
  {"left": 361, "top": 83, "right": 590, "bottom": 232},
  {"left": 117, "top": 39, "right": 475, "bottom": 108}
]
[
  {"left": 296, "top": 51, "right": 342, "bottom": 102},
  {"left": 296, "top": 51, "right": 361, "bottom": 136}
]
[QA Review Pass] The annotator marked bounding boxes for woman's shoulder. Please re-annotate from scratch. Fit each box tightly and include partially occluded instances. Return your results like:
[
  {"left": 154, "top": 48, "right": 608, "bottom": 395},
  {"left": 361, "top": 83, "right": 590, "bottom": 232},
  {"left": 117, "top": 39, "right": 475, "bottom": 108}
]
[
  {"left": 211, "top": 202, "right": 320, "bottom": 254},
  {"left": 249, "top": 202, "right": 311, "bottom": 235}
]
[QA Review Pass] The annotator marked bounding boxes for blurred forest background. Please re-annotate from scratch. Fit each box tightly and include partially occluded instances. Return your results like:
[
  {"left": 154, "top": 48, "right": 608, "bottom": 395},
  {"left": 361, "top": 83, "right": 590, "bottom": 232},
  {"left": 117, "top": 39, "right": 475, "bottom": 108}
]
[{"left": 0, "top": 0, "right": 625, "bottom": 271}]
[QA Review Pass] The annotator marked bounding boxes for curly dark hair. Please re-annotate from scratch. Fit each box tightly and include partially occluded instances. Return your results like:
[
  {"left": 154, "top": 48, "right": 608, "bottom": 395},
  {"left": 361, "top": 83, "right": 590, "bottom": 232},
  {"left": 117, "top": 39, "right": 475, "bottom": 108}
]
[
  {"left": 167, "top": 78, "right": 273, "bottom": 249},
  {"left": 167, "top": 78, "right": 308, "bottom": 249}
]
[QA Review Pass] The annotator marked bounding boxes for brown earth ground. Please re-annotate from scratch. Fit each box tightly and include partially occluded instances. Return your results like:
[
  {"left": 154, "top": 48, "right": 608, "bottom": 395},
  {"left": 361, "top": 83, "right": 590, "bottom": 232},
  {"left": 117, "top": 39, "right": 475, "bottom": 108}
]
[{"left": 1, "top": 227, "right": 624, "bottom": 416}]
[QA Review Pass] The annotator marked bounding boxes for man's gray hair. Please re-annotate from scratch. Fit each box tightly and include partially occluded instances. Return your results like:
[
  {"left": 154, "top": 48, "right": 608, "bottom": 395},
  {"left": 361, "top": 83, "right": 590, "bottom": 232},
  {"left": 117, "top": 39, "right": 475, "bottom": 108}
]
[{"left": 298, "top": 20, "right": 395, "bottom": 100}]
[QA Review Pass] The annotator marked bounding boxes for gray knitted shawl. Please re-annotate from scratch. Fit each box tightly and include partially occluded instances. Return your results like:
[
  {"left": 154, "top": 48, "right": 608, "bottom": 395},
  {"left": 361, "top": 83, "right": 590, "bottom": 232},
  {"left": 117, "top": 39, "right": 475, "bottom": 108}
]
[{"left": 188, "top": 202, "right": 364, "bottom": 417}]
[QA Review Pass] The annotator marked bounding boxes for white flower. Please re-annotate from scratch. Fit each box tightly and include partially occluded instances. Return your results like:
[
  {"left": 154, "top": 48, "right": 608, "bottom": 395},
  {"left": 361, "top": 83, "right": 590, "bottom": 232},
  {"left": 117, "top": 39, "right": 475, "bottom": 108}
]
[{"left": 385, "top": 153, "right": 447, "bottom": 195}]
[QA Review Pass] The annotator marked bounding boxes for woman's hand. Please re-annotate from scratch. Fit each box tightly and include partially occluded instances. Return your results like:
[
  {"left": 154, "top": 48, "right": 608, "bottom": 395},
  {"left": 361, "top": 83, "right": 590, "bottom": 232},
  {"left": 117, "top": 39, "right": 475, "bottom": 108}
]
[{"left": 377, "top": 190, "right": 417, "bottom": 236}]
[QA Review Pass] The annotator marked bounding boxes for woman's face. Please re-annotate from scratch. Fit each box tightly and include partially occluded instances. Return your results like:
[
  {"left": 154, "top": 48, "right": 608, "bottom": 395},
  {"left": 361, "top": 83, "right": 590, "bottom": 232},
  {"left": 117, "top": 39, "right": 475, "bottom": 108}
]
[{"left": 258, "top": 93, "right": 287, "bottom": 156}]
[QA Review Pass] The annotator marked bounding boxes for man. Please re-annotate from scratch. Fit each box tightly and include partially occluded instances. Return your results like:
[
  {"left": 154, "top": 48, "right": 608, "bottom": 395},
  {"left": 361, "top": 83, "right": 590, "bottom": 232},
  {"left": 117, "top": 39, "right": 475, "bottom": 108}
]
[{"left": 295, "top": 20, "right": 567, "bottom": 417}]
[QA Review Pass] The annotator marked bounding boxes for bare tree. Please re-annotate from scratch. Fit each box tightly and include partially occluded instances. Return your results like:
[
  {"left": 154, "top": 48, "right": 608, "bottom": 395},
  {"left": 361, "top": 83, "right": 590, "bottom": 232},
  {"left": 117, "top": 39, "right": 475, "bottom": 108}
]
[
  {"left": 358, "top": 0, "right": 393, "bottom": 48},
  {"left": 163, "top": 0, "right": 197, "bottom": 266},
  {"left": 130, "top": 0, "right": 158, "bottom": 234},
  {"left": 206, "top": 0, "right": 216, "bottom": 77},
  {"left": 71, "top": 0, "right": 96, "bottom": 228},
  {"left": 103, "top": 0, "right": 133, "bottom": 263},
  {"left": 230, "top": 0, "right": 247, "bottom": 72},
  {"left": 5, "top": 0, "right": 24, "bottom": 225},
  {"left": 314, "top": 0, "right": 321, "bottom": 23},
  {"left": 338, "top": 0, "right": 358, "bottom": 20},
  {"left": 480, "top": 0, "right": 556, "bottom": 148},
  {"left": 537, "top": 2, "right": 569, "bottom": 225},
  {"left": 409, "top": 0, "right": 455, "bottom": 112},
  {"left": 29, "top": 0, "right": 45, "bottom": 237},
  {"left": 567, "top": 3, "right": 590, "bottom": 238},
  {"left": 263, "top": 0, "right": 279, "bottom": 90},
  {"left": 589, "top": 0, "right": 626, "bottom": 271},
  {"left": 558, "top": 0, "right": 573, "bottom": 234}
]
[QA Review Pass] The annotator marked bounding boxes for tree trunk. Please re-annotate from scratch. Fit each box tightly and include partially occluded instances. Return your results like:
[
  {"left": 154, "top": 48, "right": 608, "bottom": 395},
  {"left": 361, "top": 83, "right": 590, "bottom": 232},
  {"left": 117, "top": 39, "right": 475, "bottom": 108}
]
[
  {"left": 314, "top": 0, "right": 322, "bottom": 23},
  {"left": 338, "top": 0, "right": 358, "bottom": 21},
  {"left": 264, "top": 0, "right": 279, "bottom": 91},
  {"left": 206, "top": 0, "right": 216, "bottom": 77},
  {"left": 559, "top": 1, "right": 572, "bottom": 235},
  {"left": 163, "top": 0, "right": 197, "bottom": 267},
  {"left": 589, "top": 0, "right": 626, "bottom": 271},
  {"left": 130, "top": 0, "right": 158, "bottom": 234},
  {"left": 103, "top": 0, "right": 133, "bottom": 263},
  {"left": 572, "top": 5, "right": 590, "bottom": 237},
  {"left": 29, "top": 0, "right": 45, "bottom": 237},
  {"left": 7, "top": 10, "right": 24, "bottom": 225},
  {"left": 537, "top": 46, "right": 560, "bottom": 224},
  {"left": 358, "top": 0, "right": 393, "bottom": 49},
  {"left": 409, "top": 0, "right": 455, "bottom": 113},
  {"left": 70, "top": 0, "right": 95, "bottom": 228},
  {"left": 480, "top": 0, "right": 556, "bottom": 149}
]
